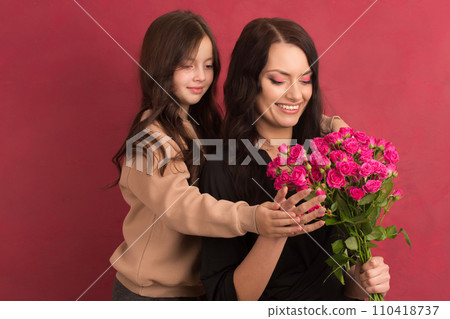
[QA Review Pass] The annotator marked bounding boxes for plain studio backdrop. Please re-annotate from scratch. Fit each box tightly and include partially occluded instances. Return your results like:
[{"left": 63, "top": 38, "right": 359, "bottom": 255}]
[{"left": 0, "top": 0, "right": 448, "bottom": 300}]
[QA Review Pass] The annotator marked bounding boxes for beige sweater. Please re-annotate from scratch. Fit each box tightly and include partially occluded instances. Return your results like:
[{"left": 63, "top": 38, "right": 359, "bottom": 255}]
[{"left": 110, "top": 115, "right": 342, "bottom": 298}]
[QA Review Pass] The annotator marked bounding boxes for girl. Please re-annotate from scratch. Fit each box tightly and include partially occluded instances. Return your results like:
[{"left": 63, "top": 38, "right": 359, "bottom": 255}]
[
  {"left": 109, "top": 11, "right": 332, "bottom": 301},
  {"left": 200, "top": 18, "right": 390, "bottom": 301}
]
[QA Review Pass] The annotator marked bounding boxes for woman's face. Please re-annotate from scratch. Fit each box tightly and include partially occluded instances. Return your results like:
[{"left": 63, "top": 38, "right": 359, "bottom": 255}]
[
  {"left": 255, "top": 42, "right": 313, "bottom": 132},
  {"left": 173, "top": 36, "right": 214, "bottom": 109}
]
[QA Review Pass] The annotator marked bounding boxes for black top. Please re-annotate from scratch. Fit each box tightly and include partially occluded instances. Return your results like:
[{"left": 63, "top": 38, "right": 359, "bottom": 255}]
[{"left": 199, "top": 149, "right": 350, "bottom": 301}]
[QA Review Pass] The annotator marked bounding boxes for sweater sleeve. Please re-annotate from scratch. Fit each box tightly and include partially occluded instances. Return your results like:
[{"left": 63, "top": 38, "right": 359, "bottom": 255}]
[
  {"left": 124, "top": 129, "right": 258, "bottom": 237},
  {"left": 320, "top": 115, "right": 348, "bottom": 136},
  {"left": 199, "top": 160, "right": 252, "bottom": 300}
]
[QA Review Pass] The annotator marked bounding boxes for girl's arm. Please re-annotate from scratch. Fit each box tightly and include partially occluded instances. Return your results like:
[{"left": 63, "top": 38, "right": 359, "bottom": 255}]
[
  {"left": 124, "top": 128, "right": 302, "bottom": 238},
  {"left": 321, "top": 114, "right": 350, "bottom": 135}
]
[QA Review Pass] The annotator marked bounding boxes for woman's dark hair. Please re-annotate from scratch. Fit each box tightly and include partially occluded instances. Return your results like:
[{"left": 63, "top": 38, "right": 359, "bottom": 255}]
[
  {"left": 108, "top": 11, "right": 221, "bottom": 188},
  {"left": 223, "top": 18, "right": 323, "bottom": 202}
]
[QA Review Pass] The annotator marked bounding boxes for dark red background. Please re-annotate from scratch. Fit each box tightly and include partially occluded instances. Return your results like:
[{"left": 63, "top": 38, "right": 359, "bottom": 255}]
[{"left": 1, "top": 0, "right": 448, "bottom": 300}]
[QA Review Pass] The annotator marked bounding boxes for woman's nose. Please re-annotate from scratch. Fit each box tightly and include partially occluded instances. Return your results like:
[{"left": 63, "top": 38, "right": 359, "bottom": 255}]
[{"left": 193, "top": 67, "right": 206, "bottom": 82}]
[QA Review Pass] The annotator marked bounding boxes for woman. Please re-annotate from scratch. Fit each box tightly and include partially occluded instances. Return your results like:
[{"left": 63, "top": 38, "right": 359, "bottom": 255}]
[{"left": 200, "top": 17, "right": 390, "bottom": 301}]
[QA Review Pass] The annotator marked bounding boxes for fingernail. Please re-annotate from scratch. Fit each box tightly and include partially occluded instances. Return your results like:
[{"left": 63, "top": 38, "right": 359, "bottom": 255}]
[{"left": 319, "top": 195, "right": 326, "bottom": 201}]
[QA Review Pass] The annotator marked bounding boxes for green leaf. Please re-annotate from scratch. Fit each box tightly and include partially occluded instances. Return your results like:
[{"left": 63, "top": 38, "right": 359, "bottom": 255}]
[
  {"left": 332, "top": 239, "right": 344, "bottom": 254},
  {"left": 345, "top": 237, "right": 358, "bottom": 250},
  {"left": 334, "top": 267, "right": 345, "bottom": 285},
  {"left": 325, "top": 218, "right": 343, "bottom": 226},
  {"left": 376, "top": 198, "right": 389, "bottom": 208},
  {"left": 376, "top": 206, "right": 382, "bottom": 219},
  {"left": 365, "top": 204, "right": 378, "bottom": 221},
  {"left": 325, "top": 253, "right": 350, "bottom": 268},
  {"left": 367, "top": 242, "right": 379, "bottom": 248},
  {"left": 304, "top": 192, "right": 315, "bottom": 201},
  {"left": 385, "top": 225, "right": 398, "bottom": 239},
  {"left": 376, "top": 179, "right": 394, "bottom": 204},
  {"left": 374, "top": 225, "right": 387, "bottom": 241},
  {"left": 367, "top": 227, "right": 382, "bottom": 241},
  {"left": 358, "top": 193, "right": 378, "bottom": 205},
  {"left": 336, "top": 192, "right": 350, "bottom": 216},
  {"left": 399, "top": 228, "right": 412, "bottom": 247},
  {"left": 330, "top": 202, "right": 338, "bottom": 212},
  {"left": 361, "top": 221, "right": 373, "bottom": 235}
]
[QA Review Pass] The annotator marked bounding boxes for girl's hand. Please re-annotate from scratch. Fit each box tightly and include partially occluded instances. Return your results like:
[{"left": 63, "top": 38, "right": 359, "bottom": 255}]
[
  {"left": 345, "top": 256, "right": 391, "bottom": 300},
  {"left": 255, "top": 187, "right": 326, "bottom": 237}
]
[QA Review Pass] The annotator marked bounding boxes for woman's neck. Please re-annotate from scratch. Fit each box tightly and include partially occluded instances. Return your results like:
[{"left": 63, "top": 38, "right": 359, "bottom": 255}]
[{"left": 256, "top": 122, "right": 293, "bottom": 145}]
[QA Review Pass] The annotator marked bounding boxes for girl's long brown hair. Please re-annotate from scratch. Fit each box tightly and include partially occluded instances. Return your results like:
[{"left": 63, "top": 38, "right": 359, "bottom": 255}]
[{"left": 108, "top": 11, "right": 222, "bottom": 188}]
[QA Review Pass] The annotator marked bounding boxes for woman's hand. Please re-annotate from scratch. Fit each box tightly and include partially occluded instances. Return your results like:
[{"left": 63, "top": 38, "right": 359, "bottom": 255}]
[
  {"left": 345, "top": 256, "right": 391, "bottom": 300},
  {"left": 255, "top": 187, "right": 326, "bottom": 237}
]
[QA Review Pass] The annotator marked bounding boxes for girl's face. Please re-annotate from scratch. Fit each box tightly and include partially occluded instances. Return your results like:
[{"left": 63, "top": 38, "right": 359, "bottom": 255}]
[
  {"left": 173, "top": 36, "right": 214, "bottom": 109},
  {"left": 255, "top": 42, "right": 313, "bottom": 132}
]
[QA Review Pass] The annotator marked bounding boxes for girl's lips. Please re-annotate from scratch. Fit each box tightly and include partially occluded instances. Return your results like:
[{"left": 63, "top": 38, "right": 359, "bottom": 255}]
[{"left": 188, "top": 87, "right": 203, "bottom": 94}]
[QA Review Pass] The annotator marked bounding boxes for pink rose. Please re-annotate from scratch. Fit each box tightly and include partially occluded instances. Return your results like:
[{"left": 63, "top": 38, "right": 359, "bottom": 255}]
[
  {"left": 312, "top": 137, "right": 330, "bottom": 156},
  {"left": 310, "top": 151, "right": 331, "bottom": 168},
  {"left": 324, "top": 132, "right": 343, "bottom": 145},
  {"left": 308, "top": 204, "right": 321, "bottom": 213},
  {"left": 274, "top": 176, "right": 283, "bottom": 190},
  {"left": 297, "top": 183, "right": 310, "bottom": 192},
  {"left": 279, "top": 170, "right": 290, "bottom": 184},
  {"left": 343, "top": 138, "right": 360, "bottom": 154},
  {"left": 287, "top": 145, "right": 306, "bottom": 165},
  {"left": 386, "top": 164, "right": 397, "bottom": 176},
  {"left": 290, "top": 166, "right": 307, "bottom": 186},
  {"left": 385, "top": 142, "right": 396, "bottom": 151},
  {"left": 359, "top": 147, "right": 374, "bottom": 162},
  {"left": 374, "top": 162, "right": 388, "bottom": 179},
  {"left": 273, "top": 156, "right": 286, "bottom": 168},
  {"left": 363, "top": 180, "right": 382, "bottom": 193},
  {"left": 348, "top": 187, "right": 366, "bottom": 201},
  {"left": 329, "top": 150, "right": 348, "bottom": 163},
  {"left": 310, "top": 165, "right": 323, "bottom": 182},
  {"left": 377, "top": 138, "right": 387, "bottom": 150},
  {"left": 392, "top": 189, "right": 403, "bottom": 197},
  {"left": 354, "top": 131, "right": 369, "bottom": 144},
  {"left": 316, "top": 189, "right": 326, "bottom": 196},
  {"left": 368, "top": 136, "right": 377, "bottom": 148},
  {"left": 266, "top": 162, "right": 277, "bottom": 179},
  {"left": 336, "top": 161, "right": 354, "bottom": 176},
  {"left": 326, "top": 169, "right": 346, "bottom": 189},
  {"left": 359, "top": 162, "right": 375, "bottom": 177},
  {"left": 339, "top": 127, "right": 354, "bottom": 138},
  {"left": 278, "top": 143, "right": 288, "bottom": 154},
  {"left": 384, "top": 149, "right": 399, "bottom": 164}
]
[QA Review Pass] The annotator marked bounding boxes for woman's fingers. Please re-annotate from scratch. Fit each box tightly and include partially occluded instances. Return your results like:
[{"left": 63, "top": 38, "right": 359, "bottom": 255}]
[
  {"left": 359, "top": 257, "right": 391, "bottom": 295},
  {"left": 273, "top": 186, "right": 288, "bottom": 207},
  {"left": 292, "top": 195, "right": 326, "bottom": 216},
  {"left": 300, "top": 207, "right": 326, "bottom": 224},
  {"left": 280, "top": 188, "right": 311, "bottom": 211}
]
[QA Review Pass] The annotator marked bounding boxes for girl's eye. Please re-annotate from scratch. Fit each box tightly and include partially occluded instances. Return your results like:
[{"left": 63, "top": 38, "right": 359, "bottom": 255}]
[
  {"left": 205, "top": 64, "right": 213, "bottom": 69},
  {"left": 183, "top": 65, "right": 194, "bottom": 69},
  {"left": 269, "top": 78, "right": 284, "bottom": 85}
]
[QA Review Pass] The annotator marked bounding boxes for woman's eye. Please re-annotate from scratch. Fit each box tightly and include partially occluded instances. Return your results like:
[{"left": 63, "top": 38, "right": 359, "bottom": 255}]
[
  {"left": 269, "top": 78, "right": 284, "bottom": 85},
  {"left": 205, "top": 64, "right": 213, "bottom": 69},
  {"left": 300, "top": 75, "right": 312, "bottom": 84}
]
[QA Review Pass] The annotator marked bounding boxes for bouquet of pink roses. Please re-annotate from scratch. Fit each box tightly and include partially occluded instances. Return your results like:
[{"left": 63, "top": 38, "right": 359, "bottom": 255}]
[{"left": 267, "top": 127, "right": 410, "bottom": 301}]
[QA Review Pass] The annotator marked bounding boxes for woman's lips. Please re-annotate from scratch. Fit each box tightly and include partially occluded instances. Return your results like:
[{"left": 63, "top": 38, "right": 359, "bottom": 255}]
[{"left": 275, "top": 103, "right": 301, "bottom": 114}]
